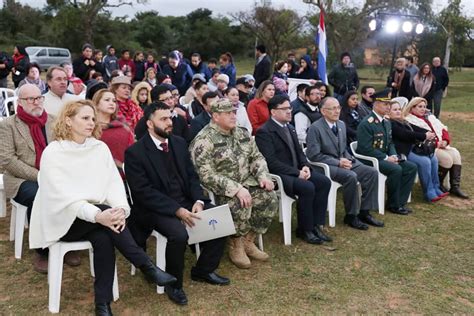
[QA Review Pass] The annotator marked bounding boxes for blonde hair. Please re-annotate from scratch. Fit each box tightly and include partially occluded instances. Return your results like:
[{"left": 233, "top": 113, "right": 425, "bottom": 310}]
[
  {"left": 131, "top": 81, "right": 151, "bottom": 106},
  {"left": 92, "top": 89, "right": 118, "bottom": 120},
  {"left": 54, "top": 100, "right": 101, "bottom": 141},
  {"left": 402, "top": 97, "right": 428, "bottom": 117}
]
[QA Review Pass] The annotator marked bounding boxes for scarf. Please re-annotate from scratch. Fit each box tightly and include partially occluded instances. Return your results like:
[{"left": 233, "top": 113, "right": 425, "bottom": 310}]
[
  {"left": 405, "top": 113, "right": 447, "bottom": 141},
  {"left": 12, "top": 53, "right": 25, "bottom": 65},
  {"left": 116, "top": 99, "right": 143, "bottom": 130},
  {"left": 413, "top": 74, "right": 433, "bottom": 98},
  {"left": 394, "top": 69, "right": 405, "bottom": 90},
  {"left": 16, "top": 105, "right": 48, "bottom": 169}
]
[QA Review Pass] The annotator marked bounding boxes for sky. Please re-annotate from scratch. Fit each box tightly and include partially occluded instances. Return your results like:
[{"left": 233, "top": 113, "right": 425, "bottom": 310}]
[{"left": 15, "top": 0, "right": 474, "bottom": 18}]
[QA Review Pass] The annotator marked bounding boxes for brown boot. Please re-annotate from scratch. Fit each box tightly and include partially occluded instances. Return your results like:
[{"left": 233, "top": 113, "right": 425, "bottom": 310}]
[
  {"left": 228, "top": 237, "right": 251, "bottom": 269},
  {"left": 64, "top": 251, "right": 82, "bottom": 267},
  {"left": 33, "top": 253, "right": 48, "bottom": 274},
  {"left": 243, "top": 232, "right": 269, "bottom": 261}
]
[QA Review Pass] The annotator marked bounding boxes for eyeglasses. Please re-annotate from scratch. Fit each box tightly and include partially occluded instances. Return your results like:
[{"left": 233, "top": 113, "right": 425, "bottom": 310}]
[
  {"left": 20, "top": 96, "right": 45, "bottom": 104},
  {"left": 274, "top": 106, "right": 293, "bottom": 111},
  {"left": 159, "top": 96, "right": 174, "bottom": 102}
]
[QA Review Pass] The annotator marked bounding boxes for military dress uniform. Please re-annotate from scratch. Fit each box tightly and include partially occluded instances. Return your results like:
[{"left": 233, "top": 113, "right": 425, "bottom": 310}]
[{"left": 356, "top": 111, "right": 417, "bottom": 212}]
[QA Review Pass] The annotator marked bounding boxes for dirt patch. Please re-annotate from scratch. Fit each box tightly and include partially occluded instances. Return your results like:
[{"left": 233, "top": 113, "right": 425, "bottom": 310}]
[
  {"left": 386, "top": 292, "right": 410, "bottom": 310},
  {"left": 441, "top": 112, "right": 474, "bottom": 122},
  {"left": 438, "top": 195, "right": 474, "bottom": 210}
]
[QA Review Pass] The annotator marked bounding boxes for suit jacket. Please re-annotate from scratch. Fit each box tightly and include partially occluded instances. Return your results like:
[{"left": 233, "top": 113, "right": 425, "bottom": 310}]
[
  {"left": 356, "top": 112, "right": 397, "bottom": 160},
  {"left": 306, "top": 118, "right": 360, "bottom": 174},
  {"left": 253, "top": 55, "right": 272, "bottom": 88},
  {"left": 0, "top": 114, "right": 54, "bottom": 198},
  {"left": 134, "top": 114, "right": 189, "bottom": 142},
  {"left": 255, "top": 118, "right": 309, "bottom": 195},
  {"left": 189, "top": 111, "right": 211, "bottom": 141},
  {"left": 124, "top": 134, "right": 209, "bottom": 231}
]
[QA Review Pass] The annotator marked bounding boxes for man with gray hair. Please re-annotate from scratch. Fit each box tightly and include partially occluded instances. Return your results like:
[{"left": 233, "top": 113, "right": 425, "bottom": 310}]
[
  {"left": 431, "top": 57, "right": 449, "bottom": 118},
  {"left": 306, "top": 97, "right": 383, "bottom": 230},
  {"left": 43, "top": 66, "right": 81, "bottom": 116}
]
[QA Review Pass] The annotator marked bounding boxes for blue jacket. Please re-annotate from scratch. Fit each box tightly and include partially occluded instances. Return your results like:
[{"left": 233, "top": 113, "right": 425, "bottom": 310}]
[
  {"left": 162, "top": 63, "right": 194, "bottom": 95},
  {"left": 220, "top": 63, "right": 237, "bottom": 87}
]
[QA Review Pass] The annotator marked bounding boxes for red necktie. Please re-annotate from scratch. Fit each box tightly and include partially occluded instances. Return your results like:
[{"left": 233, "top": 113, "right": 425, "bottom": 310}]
[{"left": 161, "top": 142, "right": 169, "bottom": 153}]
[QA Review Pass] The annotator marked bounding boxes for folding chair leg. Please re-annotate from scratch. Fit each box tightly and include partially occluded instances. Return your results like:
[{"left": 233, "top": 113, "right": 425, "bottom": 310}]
[
  {"left": 327, "top": 185, "right": 338, "bottom": 228},
  {"left": 48, "top": 244, "right": 64, "bottom": 313},
  {"left": 9, "top": 204, "right": 16, "bottom": 241},
  {"left": 14, "top": 205, "right": 27, "bottom": 259},
  {"left": 155, "top": 234, "right": 167, "bottom": 294},
  {"left": 0, "top": 190, "right": 6, "bottom": 218},
  {"left": 281, "top": 199, "right": 293, "bottom": 245},
  {"left": 378, "top": 175, "right": 386, "bottom": 215}
]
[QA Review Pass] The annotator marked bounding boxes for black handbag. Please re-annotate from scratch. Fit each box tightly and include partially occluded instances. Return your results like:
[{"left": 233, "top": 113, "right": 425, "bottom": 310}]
[{"left": 412, "top": 139, "right": 436, "bottom": 156}]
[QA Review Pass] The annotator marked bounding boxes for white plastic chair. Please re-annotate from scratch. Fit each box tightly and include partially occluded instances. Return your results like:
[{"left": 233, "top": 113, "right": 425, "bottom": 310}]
[
  {"left": 269, "top": 174, "right": 296, "bottom": 245},
  {"left": 9, "top": 199, "right": 29, "bottom": 259},
  {"left": 350, "top": 141, "right": 387, "bottom": 215},
  {"left": 4, "top": 96, "right": 18, "bottom": 114},
  {"left": 0, "top": 174, "right": 6, "bottom": 217},
  {"left": 48, "top": 241, "right": 119, "bottom": 313},
  {"left": 307, "top": 162, "right": 343, "bottom": 228},
  {"left": 178, "top": 96, "right": 186, "bottom": 106},
  {"left": 0, "top": 88, "right": 15, "bottom": 99}
]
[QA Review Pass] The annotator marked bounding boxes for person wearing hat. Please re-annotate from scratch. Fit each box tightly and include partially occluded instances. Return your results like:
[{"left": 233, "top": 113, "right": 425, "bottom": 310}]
[
  {"left": 183, "top": 73, "right": 207, "bottom": 104},
  {"left": 216, "top": 73, "right": 229, "bottom": 98},
  {"left": 235, "top": 77, "right": 251, "bottom": 107},
  {"left": 190, "top": 98, "right": 278, "bottom": 269},
  {"left": 328, "top": 52, "right": 360, "bottom": 103},
  {"left": 207, "top": 68, "right": 221, "bottom": 92},
  {"left": 103, "top": 45, "right": 119, "bottom": 82},
  {"left": 162, "top": 50, "right": 194, "bottom": 96},
  {"left": 356, "top": 91, "right": 417, "bottom": 215},
  {"left": 73, "top": 43, "right": 102, "bottom": 83},
  {"left": 85, "top": 79, "right": 108, "bottom": 100},
  {"left": 110, "top": 75, "right": 143, "bottom": 130}
]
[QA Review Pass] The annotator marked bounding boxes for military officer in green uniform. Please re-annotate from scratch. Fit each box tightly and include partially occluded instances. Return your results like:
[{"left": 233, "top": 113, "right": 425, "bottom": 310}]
[
  {"left": 190, "top": 98, "right": 278, "bottom": 269},
  {"left": 356, "top": 94, "right": 417, "bottom": 215}
]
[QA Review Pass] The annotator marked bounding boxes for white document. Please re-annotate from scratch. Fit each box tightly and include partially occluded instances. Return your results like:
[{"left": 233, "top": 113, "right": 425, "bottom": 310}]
[{"left": 186, "top": 204, "right": 236, "bottom": 244}]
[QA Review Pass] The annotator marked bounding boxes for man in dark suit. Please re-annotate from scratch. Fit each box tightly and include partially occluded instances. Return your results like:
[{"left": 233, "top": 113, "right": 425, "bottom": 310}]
[
  {"left": 253, "top": 44, "right": 272, "bottom": 89},
  {"left": 125, "top": 102, "right": 229, "bottom": 306},
  {"left": 306, "top": 97, "right": 383, "bottom": 230},
  {"left": 255, "top": 95, "right": 332, "bottom": 244},
  {"left": 188, "top": 91, "right": 219, "bottom": 141}
]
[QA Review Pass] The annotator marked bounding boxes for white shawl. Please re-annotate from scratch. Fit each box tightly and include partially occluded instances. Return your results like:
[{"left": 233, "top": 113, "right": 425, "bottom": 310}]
[
  {"left": 405, "top": 113, "right": 447, "bottom": 140},
  {"left": 29, "top": 138, "right": 130, "bottom": 249}
]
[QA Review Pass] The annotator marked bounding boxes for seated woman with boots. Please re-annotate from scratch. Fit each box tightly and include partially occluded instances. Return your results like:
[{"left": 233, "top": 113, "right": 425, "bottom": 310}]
[
  {"left": 403, "top": 97, "right": 469, "bottom": 199},
  {"left": 389, "top": 100, "right": 448, "bottom": 202},
  {"left": 29, "top": 100, "right": 176, "bottom": 316}
]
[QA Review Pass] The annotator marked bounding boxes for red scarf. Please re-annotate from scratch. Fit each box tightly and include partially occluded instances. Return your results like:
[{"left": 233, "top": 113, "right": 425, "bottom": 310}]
[
  {"left": 16, "top": 106, "right": 48, "bottom": 169},
  {"left": 13, "top": 53, "right": 25, "bottom": 65},
  {"left": 116, "top": 99, "right": 143, "bottom": 130}
]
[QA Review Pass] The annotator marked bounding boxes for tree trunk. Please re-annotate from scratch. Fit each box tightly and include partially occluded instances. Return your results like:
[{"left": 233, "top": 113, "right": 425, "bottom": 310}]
[{"left": 444, "top": 32, "right": 453, "bottom": 68}]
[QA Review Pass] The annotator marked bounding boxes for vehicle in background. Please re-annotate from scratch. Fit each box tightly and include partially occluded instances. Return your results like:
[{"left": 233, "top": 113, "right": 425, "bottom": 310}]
[{"left": 25, "top": 47, "right": 72, "bottom": 71}]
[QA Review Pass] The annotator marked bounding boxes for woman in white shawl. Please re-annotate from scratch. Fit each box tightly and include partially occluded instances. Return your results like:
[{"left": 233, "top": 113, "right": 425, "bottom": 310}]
[
  {"left": 411, "top": 62, "right": 436, "bottom": 109},
  {"left": 403, "top": 97, "right": 468, "bottom": 199},
  {"left": 29, "top": 100, "right": 176, "bottom": 315}
]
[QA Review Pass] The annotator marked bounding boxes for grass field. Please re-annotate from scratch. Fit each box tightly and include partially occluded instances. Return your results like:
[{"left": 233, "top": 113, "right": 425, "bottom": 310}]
[{"left": 0, "top": 65, "right": 473, "bottom": 314}]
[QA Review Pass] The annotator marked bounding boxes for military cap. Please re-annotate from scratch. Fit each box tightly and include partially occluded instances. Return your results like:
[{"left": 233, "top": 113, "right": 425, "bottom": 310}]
[{"left": 210, "top": 98, "right": 234, "bottom": 113}]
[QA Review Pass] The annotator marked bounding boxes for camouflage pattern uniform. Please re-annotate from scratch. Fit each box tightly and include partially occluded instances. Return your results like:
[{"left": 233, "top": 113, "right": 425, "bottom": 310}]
[{"left": 190, "top": 120, "right": 278, "bottom": 237}]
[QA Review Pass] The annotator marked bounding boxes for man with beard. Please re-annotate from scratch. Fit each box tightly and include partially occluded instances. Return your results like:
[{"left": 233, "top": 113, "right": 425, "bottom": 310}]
[
  {"left": 387, "top": 58, "right": 411, "bottom": 99},
  {"left": 359, "top": 85, "right": 376, "bottom": 110},
  {"left": 124, "top": 102, "right": 229, "bottom": 306},
  {"left": 294, "top": 85, "right": 323, "bottom": 146}
]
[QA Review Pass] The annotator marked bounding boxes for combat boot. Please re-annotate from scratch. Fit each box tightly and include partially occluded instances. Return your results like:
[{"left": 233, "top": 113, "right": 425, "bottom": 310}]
[
  {"left": 243, "top": 232, "right": 269, "bottom": 261},
  {"left": 228, "top": 237, "right": 251, "bottom": 269}
]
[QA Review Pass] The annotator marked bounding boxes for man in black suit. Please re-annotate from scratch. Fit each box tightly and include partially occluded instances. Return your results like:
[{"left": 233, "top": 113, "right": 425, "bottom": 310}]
[
  {"left": 125, "top": 102, "right": 229, "bottom": 306},
  {"left": 188, "top": 91, "right": 219, "bottom": 141},
  {"left": 134, "top": 85, "right": 189, "bottom": 140},
  {"left": 255, "top": 95, "right": 332, "bottom": 244},
  {"left": 253, "top": 44, "right": 272, "bottom": 89}
]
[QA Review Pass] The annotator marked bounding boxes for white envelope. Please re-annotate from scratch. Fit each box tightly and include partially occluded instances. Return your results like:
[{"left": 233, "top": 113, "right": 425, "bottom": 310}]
[{"left": 186, "top": 204, "right": 236, "bottom": 244}]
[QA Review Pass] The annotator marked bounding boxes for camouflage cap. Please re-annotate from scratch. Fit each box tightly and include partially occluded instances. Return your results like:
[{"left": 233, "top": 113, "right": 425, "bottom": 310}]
[{"left": 210, "top": 98, "right": 234, "bottom": 113}]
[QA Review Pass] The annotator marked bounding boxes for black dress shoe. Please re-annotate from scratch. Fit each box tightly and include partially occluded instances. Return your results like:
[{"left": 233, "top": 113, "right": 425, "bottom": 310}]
[
  {"left": 343, "top": 215, "right": 369, "bottom": 230},
  {"left": 295, "top": 230, "right": 323, "bottom": 244},
  {"left": 387, "top": 207, "right": 409, "bottom": 215},
  {"left": 165, "top": 286, "right": 188, "bottom": 305},
  {"left": 95, "top": 303, "right": 113, "bottom": 316},
  {"left": 313, "top": 226, "right": 333, "bottom": 242},
  {"left": 359, "top": 214, "right": 384, "bottom": 227},
  {"left": 402, "top": 206, "right": 413, "bottom": 213},
  {"left": 191, "top": 272, "right": 230, "bottom": 285},
  {"left": 139, "top": 261, "right": 177, "bottom": 286}
]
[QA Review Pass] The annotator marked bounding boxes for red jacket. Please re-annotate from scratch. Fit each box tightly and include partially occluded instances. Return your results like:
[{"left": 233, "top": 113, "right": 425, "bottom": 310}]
[
  {"left": 118, "top": 58, "right": 135, "bottom": 78},
  {"left": 247, "top": 98, "right": 270, "bottom": 135}
]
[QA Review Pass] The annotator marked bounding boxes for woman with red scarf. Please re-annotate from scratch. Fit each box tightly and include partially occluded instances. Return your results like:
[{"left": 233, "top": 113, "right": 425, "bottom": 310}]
[
  {"left": 110, "top": 76, "right": 143, "bottom": 130},
  {"left": 12, "top": 46, "right": 29, "bottom": 88}
]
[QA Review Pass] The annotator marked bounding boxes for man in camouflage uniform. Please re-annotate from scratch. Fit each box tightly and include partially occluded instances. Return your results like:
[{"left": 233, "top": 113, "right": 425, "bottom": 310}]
[{"left": 190, "top": 98, "right": 278, "bottom": 269}]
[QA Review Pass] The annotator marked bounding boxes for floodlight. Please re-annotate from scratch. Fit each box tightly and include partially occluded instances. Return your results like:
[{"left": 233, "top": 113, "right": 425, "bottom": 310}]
[
  {"left": 369, "top": 19, "right": 377, "bottom": 31},
  {"left": 402, "top": 21, "right": 413, "bottom": 33},
  {"left": 415, "top": 23, "right": 424, "bottom": 34},
  {"left": 385, "top": 19, "right": 400, "bottom": 34}
]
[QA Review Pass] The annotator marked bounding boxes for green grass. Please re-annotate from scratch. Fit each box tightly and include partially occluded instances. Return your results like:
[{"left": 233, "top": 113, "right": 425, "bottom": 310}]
[{"left": 0, "top": 63, "right": 473, "bottom": 315}]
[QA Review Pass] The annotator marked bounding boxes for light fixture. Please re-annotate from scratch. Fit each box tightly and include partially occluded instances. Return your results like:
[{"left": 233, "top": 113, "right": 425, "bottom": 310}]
[
  {"left": 385, "top": 19, "right": 400, "bottom": 34},
  {"left": 415, "top": 23, "right": 424, "bottom": 34},
  {"left": 369, "top": 19, "right": 377, "bottom": 31},
  {"left": 402, "top": 21, "right": 413, "bottom": 33}
]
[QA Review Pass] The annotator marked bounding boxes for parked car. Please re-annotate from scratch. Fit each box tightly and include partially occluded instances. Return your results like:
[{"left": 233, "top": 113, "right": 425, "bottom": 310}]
[{"left": 25, "top": 46, "right": 72, "bottom": 71}]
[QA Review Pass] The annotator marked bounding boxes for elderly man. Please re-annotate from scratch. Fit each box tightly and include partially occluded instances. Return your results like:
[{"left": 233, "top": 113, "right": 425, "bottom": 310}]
[
  {"left": 431, "top": 57, "right": 449, "bottom": 118},
  {"left": 306, "top": 97, "right": 383, "bottom": 229},
  {"left": 0, "top": 84, "right": 80, "bottom": 272},
  {"left": 43, "top": 66, "right": 81, "bottom": 116},
  {"left": 190, "top": 99, "right": 278, "bottom": 269},
  {"left": 356, "top": 94, "right": 417, "bottom": 215}
]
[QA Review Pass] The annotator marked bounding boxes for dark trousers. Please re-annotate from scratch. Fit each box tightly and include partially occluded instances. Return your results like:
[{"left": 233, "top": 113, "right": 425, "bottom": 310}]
[
  {"left": 60, "top": 204, "right": 150, "bottom": 304},
  {"left": 379, "top": 160, "right": 417, "bottom": 209},
  {"left": 14, "top": 181, "right": 48, "bottom": 257},
  {"left": 291, "top": 172, "right": 331, "bottom": 231},
  {"left": 133, "top": 202, "right": 226, "bottom": 289}
]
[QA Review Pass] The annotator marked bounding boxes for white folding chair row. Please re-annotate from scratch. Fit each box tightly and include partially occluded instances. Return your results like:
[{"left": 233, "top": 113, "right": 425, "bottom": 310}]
[
  {"left": 0, "top": 174, "right": 6, "bottom": 217},
  {"left": 269, "top": 174, "right": 296, "bottom": 245}
]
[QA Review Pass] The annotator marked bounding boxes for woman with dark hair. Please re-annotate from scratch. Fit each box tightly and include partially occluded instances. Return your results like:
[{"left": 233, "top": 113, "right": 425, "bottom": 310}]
[
  {"left": 189, "top": 81, "right": 209, "bottom": 118},
  {"left": 144, "top": 52, "right": 161, "bottom": 74},
  {"left": 247, "top": 80, "right": 275, "bottom": 134},
  {"left": 411, "top": 62, "right": 436, "bottom": 107},
  {"left": 294, "top": 55, "right": 319, "bottom": 80},
  {"left": 219, "top": 52, "right": 237, "bottom": 87},
  {"left": 225, "top": 87, "right": 252, "bottom": 134},
  {"left": 340, "top": 90, "right": 370, "bottom": 145},
  {"left": 162, "top": 50, "right": 194, "bottom": 95},
  {"left": 314, "top": 82, "right": 331, "bottom": 98},
  {"left": 12, "top": 45, "right": 29, "bottom": 88},
  {"left": 29, "top": 100, "right": 176, "bottom": 315},
  {"left": 272, "top": 61, "right": 289, "bottom": 95},
  {"left": 18, "top": 63, "right": 47, "bottom": 92}
]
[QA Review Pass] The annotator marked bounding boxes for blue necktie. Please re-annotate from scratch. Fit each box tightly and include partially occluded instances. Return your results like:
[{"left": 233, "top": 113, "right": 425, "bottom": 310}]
[{"left": 331, "top": 125, "right": 338, "bottom": 137}]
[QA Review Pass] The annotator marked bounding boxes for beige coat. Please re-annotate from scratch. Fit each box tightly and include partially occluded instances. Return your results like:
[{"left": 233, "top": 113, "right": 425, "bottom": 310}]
[{"left": 0, "top": 114, "right": 54, "bottom": 199}]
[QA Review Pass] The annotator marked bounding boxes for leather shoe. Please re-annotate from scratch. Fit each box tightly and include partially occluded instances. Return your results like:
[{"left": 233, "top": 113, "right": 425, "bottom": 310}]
[
  {"left": 295, "top": 230, "right": 323, "bottom": 244},
  {"left": 402, "top": 206, "right": 413, "bottom": 213},
  {"left": 388, "top": 207, "right": 409, "bottom": 215},
  {"left": 359, "top": 214, "right": 384, "bottom": 227},
  {"left": 139, "top": 261, "right": 177, "bottom": 286},
  {"left": 313, "top": 226, "right": 332, "bottom": 242},
  {"left": 165, "top": 286, "right": 188, "bottom": 305},
  {"left": 64, "top": 251, "right": 81, "bottom": 267},
  {"left": 343, "top": 215, "right": 369, "bottom": 230},
  {"left": 95, "top": 302, "right": 113, "bottom": 316},
  {"left": 33, "top": 253, "right": 48, "bottom": 274},
  {"left": 191, "top": 272, "right": 230, "bottom": 285}
]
